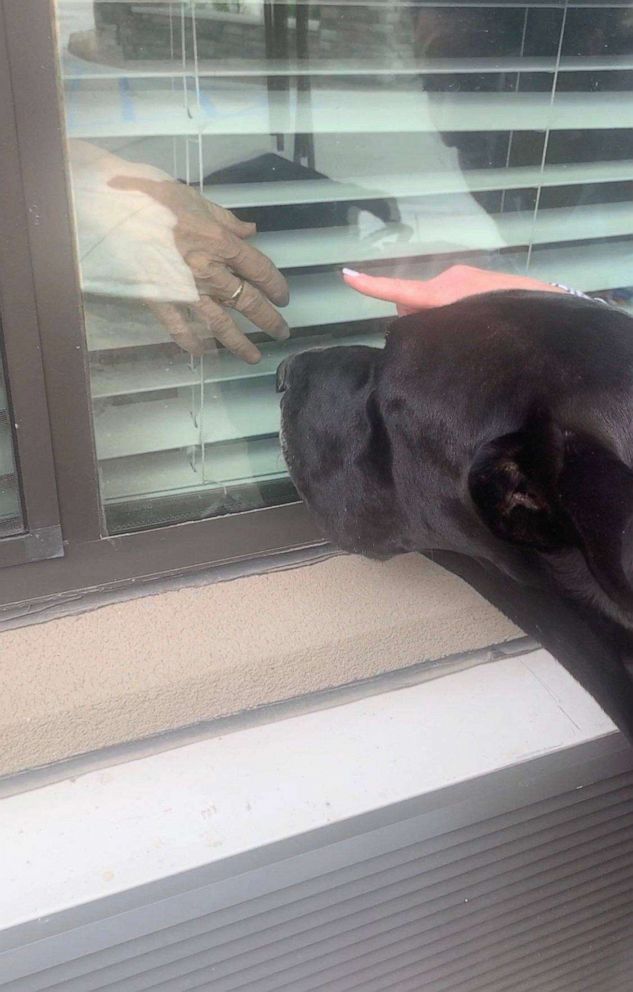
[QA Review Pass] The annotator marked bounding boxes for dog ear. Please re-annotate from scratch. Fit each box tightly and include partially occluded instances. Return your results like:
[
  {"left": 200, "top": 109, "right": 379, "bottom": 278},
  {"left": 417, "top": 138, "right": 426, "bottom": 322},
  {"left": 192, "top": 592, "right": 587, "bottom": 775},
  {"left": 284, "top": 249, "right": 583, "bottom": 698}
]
[
  {"left": 469, "top": 417, "right": 633, "bottom": 610},
  {"left": 468, "top": 414, "right": 570, "bottom": 552},
  {"left": 556, "top": 432, "right": 633, "bottom": 610}
]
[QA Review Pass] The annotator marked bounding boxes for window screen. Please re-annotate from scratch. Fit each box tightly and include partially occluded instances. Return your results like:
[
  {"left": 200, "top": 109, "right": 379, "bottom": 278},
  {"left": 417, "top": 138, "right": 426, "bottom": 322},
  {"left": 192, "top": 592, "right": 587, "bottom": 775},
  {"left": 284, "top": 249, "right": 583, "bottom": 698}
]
[{"left": 54, "top": 0, "right": 633, "bottom": 534}]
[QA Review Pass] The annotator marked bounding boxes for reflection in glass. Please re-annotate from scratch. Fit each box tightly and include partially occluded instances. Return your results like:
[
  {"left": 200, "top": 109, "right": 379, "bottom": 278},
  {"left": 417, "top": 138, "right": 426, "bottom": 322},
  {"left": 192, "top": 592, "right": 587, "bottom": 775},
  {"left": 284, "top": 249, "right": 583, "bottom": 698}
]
[{"left": 54, "top": 1, "right": 633, "bottom": 532}]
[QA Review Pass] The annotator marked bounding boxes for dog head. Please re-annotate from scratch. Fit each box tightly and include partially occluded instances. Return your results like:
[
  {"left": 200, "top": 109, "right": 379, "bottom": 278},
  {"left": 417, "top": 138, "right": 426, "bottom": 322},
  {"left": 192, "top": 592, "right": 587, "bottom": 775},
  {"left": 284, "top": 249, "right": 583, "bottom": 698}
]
[
  {"left": 279, "top": 289, "right": 633, "bottom": 739},
  {"left": 279, "top": 290, "right": 633, "bottom": 628}
]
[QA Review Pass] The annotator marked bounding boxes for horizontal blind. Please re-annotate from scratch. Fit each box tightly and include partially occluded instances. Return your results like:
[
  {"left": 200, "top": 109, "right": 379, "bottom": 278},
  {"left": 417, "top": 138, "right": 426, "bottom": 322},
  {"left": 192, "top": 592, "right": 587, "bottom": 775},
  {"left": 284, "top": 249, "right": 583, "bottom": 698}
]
[{"left": 56, "top": 0, "right": 633, "bottom": 532}]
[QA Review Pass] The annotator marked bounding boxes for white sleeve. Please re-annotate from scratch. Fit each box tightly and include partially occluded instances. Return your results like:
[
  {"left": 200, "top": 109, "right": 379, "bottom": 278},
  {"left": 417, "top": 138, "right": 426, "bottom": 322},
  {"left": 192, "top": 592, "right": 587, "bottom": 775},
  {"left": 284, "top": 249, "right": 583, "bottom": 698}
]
[{"left": 67, "top": 139, "right": 199, "bottom": 303}]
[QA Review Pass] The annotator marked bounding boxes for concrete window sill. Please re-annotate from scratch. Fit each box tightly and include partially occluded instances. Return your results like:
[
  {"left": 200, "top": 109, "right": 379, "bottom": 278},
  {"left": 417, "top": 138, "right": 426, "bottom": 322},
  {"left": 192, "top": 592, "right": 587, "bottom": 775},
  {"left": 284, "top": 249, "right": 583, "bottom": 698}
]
[{"left": 0, "top": 554, "right": 520, "bottom": 777}]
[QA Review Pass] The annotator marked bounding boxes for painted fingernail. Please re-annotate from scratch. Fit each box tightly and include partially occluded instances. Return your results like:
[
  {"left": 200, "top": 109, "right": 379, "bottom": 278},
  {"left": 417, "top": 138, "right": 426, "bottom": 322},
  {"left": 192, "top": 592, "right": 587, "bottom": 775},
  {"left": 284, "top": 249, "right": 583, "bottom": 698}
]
[{"left": 342, "top": 268, "right": 361, "bottom": 277}]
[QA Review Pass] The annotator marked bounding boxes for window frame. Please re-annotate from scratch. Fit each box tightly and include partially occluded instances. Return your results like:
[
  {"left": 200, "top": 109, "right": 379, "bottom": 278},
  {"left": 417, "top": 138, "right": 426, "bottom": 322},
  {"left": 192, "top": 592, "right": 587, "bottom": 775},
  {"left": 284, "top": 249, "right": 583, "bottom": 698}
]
[
  {"left": 0, "top": 0, "right": 323, "bottom": 612},
  {"left": 0, "top": 5, "right": 63, "bottom": 569}
]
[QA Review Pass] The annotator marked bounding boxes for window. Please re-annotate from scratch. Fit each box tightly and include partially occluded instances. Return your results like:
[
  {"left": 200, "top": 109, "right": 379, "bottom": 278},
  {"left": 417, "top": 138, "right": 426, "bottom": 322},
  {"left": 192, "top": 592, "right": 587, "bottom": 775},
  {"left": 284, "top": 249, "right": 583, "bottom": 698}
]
[
  {"left": 52, "top": 0, "right": 633, "bottom": 536},
  {"left": 0, "top": 1, "right": 632, "bottom": 599}
]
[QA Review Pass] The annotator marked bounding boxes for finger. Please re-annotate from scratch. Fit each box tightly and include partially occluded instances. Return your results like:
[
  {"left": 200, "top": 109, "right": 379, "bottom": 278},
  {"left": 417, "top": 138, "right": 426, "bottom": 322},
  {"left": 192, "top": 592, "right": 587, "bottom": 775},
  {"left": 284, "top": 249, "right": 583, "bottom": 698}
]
[
  {"left": 204, "top": 200, "right": 257, "bottom": 239},
  {"left": 221, "top": 236, "right": 290, "bottom": 307},
  {"left": 186, "top": 258, "right": 262, "bottom": 322},
  {"left": 192, "top": 296, "right": 262, "bottom": 364},
  {"left": 180, "top": 228, "right": 289, "bottom": 308},
  {"left": 341, "top": 268, "right": 433, "bottom": 310},
  {"left": 231, "top": 280, "right": 290, "bottom": 341},
  {"left": 194, "top": 270, "right": 289, "bottom": 340},
  {"left": 147, "top": 301, "right": 205, "bottom": 356}
]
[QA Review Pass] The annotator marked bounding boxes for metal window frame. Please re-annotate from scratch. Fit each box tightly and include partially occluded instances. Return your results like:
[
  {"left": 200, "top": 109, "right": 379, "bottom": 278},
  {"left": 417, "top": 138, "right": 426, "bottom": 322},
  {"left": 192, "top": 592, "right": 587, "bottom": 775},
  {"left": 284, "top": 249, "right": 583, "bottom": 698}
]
[
  {"left": 0, "top": 4, "right": 63, "bottom": 569},
  {"left": 0, "top": 0, "right": 323, "bottom": 611}
]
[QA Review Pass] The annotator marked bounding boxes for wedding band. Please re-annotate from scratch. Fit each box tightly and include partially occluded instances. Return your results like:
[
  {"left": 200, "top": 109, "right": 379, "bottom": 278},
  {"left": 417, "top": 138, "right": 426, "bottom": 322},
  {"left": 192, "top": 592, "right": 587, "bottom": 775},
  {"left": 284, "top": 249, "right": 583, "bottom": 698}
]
[{"left": 222, "top": 280, "right": 245, "bottom": 308}]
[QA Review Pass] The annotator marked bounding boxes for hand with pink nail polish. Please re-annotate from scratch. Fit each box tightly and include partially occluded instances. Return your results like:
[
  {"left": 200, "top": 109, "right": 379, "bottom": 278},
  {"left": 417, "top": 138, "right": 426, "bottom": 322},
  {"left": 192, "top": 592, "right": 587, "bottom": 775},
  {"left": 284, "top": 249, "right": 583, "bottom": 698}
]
[{"left": 342, "top": 265, "right": 565, "bottom": 316}]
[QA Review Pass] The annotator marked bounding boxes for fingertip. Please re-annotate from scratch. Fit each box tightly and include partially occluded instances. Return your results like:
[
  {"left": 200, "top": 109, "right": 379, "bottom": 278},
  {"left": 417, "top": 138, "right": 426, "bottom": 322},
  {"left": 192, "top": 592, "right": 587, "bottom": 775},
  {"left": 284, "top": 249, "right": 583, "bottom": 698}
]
[
  {"left": 274, "top": 289, "right": 290, "bottom": 308},
  {"left": 268, "top": 279, "right": 290, "bottom": 308},
  {"left": 267, "top": 318, "right": 290, "bottom": 342},
  {"left": 342, "top": 268, "right": 373, "bottom": 289},
  {"left": 243, "top": 347, "right": 262, "bottom": 365},
  {"left": 342, "top": 267, "right": 371, "bottom": 284}
]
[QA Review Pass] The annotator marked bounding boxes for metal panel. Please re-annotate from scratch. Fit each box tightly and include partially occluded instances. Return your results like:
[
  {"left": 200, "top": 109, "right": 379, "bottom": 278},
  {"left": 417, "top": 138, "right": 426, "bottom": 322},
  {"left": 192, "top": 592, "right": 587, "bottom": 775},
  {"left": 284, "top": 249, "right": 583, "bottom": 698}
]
[{"left": 2, "top": 737, "right": 633, "bottom": 992}]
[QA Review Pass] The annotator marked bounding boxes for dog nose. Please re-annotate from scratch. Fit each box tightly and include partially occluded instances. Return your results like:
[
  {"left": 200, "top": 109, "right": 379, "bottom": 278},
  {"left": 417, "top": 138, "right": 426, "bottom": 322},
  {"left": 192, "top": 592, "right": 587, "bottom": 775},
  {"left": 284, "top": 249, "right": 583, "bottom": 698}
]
[{"left": 276, "top": 356, "right": 293, "bottom": 393}]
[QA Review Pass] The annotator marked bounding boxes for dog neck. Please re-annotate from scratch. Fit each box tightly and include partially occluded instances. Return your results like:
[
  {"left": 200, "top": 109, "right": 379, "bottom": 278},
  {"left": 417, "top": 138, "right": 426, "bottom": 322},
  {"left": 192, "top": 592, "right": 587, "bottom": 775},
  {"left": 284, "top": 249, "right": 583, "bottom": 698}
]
[{"left": 545, "top": 547, "right": 633, "bottom": 635}]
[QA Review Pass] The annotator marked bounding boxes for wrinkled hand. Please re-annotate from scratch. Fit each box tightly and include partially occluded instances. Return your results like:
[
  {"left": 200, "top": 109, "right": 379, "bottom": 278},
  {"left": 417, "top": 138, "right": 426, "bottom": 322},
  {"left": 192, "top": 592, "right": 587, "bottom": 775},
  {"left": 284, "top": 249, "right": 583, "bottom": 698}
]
[
  {"left": 109, "top": 175, "right": 290, "bottom": 363},
  {"left": 342, "top": 264, "right": 565, "bottom": 315}
]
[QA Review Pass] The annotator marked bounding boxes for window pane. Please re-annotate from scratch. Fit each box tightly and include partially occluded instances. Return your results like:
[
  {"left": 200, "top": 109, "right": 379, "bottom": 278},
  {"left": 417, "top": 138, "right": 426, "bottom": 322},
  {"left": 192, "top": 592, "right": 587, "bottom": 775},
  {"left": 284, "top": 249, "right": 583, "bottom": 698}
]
[
  {"left": 0, "top": 327, "right": 24, "bottom": 538},
  {"left": 54, "top": 1, "right": 633, "bottom": 533}
]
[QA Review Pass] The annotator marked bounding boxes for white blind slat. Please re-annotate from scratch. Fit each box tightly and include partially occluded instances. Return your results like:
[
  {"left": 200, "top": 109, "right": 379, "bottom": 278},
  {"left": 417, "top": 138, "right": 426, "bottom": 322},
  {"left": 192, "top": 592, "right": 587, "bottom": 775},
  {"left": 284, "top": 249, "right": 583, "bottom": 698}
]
[
  {"left": 91, "top": 331, "right": 382, "bottom": 399},
  {"left": 248, "top": 203, "right": 633, "bottom": 271},
  {"left": 527, "top": 240, "right": 633, "bottom": 292},
  {"left": 102, "top": 450, "right": 200, "bottom": 501},
  {"left": 101, "top": 438, "right": 284, "bottom": 502},
  {"left": 96, "top": 397, "right": 198, "bottom": 460},
  {"left": 254, "top": 219, "right": 507, "bottom": 270},
  {"left": 62, "top": 53, "right": 633, "bottom": 81},
  {"left": 207, "top": 161, "right": 633, "bottom": 211},
  {"left": 95, "top": 379, "right": 280, "bottom": 459},
  {"left": 65, "top": 87, "right": 633, "bottom": 139}
]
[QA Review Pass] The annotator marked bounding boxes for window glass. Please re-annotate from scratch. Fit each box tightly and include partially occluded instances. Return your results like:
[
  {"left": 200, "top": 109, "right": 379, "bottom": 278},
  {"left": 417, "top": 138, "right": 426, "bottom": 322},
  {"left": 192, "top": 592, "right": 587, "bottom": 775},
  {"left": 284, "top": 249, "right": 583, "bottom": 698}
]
[
  {"left": 54, "top": 1, "right": 633, "bottom": 533},
  {"left": 0, "top": 328, "right": 24, "bottom": 537}
]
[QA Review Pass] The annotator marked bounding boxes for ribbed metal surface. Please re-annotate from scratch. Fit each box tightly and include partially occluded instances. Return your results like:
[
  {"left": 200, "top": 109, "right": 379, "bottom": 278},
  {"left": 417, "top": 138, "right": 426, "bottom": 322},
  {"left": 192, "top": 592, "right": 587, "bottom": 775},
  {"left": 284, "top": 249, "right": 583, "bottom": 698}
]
[{"left": 3, "top": 747, "right": 633, "bottom": 992}]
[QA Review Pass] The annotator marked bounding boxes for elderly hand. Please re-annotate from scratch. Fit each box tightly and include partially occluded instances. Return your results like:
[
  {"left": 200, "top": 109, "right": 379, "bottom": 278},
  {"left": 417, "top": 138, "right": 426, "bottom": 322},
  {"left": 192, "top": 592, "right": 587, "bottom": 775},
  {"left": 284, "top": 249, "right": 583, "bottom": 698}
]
[
  {"left": 342, "top": 264, "right": 566, "bottom": 315},
  {"left": 69, "top": 140, "right": 289, "bottom": 363},
  {"left": 109, "top": 175, "right": 290, "bottom": 362}
]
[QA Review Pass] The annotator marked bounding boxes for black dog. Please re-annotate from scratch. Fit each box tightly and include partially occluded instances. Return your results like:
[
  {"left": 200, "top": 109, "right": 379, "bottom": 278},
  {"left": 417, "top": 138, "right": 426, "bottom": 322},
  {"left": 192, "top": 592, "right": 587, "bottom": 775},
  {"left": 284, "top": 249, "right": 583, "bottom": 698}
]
[{"left": 278, "top": 290, "right": 633, "bottom": 742}]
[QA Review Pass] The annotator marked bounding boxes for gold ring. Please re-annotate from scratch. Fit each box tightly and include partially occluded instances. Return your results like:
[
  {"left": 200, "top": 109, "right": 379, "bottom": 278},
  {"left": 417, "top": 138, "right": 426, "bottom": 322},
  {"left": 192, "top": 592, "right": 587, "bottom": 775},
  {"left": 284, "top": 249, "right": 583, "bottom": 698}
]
[{"left": 222, "top": 280, "right": 245, "bottom": 308}]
